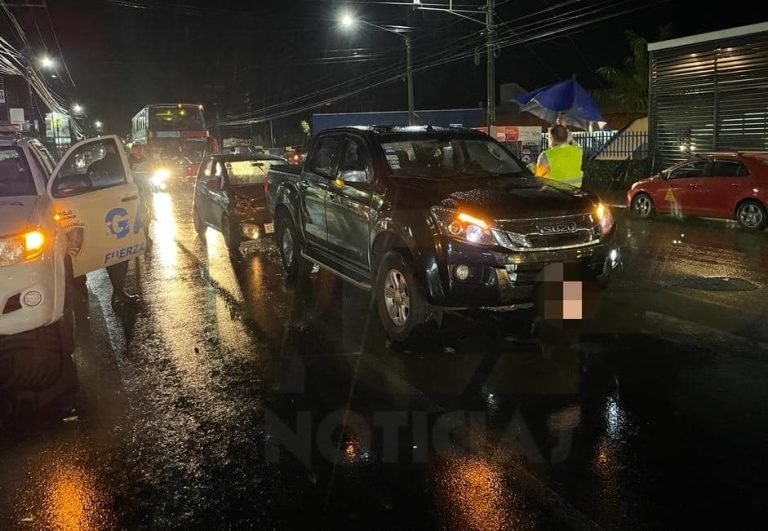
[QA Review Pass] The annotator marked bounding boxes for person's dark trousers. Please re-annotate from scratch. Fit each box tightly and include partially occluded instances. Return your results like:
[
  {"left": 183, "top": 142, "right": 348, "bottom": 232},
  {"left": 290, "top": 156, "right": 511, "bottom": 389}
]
[{"left": 106, "top": 261, "right": 138, "bottom": 304}]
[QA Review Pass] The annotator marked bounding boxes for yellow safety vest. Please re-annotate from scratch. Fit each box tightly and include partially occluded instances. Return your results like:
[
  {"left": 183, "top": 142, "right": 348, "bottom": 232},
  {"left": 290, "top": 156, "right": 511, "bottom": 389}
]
[{"left": 543, "top": 144, "right": 583, "bottom": 186}]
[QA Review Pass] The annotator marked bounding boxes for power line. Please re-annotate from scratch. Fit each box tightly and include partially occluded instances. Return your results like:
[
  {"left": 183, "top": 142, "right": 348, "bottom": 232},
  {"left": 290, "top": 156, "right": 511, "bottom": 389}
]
[
  {"left": 218, "top": 0, "right": 666, "bottom": 128},
  {"left": 223, "top": 0, "right": 622, "bottom": 123},
  {"left": 44, "top": 2, "right": 76, "bottom": 87}
]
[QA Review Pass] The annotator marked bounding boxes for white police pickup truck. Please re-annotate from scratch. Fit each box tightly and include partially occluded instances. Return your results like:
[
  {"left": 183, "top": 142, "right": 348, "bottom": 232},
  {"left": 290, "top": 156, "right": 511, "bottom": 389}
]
[{"left": 0, "top": 135, "right": 145, "bottom": 390}]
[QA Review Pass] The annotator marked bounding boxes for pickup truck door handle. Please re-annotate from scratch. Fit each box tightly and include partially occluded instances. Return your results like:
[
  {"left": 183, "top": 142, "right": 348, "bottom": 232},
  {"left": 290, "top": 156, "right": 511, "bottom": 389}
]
[
  {"left": 121, "top": 194, "right": 139, "bottom": 202},
  {"left": 730, "top": 183, "right": 741, "bottom": 187}
]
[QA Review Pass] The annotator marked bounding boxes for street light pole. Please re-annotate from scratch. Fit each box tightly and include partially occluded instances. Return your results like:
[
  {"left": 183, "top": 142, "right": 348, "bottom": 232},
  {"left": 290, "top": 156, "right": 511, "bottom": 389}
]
[
  {"left": 405, "top": 33, "right": 415, "bottom": 125},
  {"left": 23, "top": 65, "right": 40, "bottom": 135},
  {"left": 339, "top": 14, "right": 416, "bottom": 125},
  {"left": 485, "top": 0, "right": 496, "bottom": 136},
  {"left": 410, "top": 1, "right": 496, "bottom": 133}
]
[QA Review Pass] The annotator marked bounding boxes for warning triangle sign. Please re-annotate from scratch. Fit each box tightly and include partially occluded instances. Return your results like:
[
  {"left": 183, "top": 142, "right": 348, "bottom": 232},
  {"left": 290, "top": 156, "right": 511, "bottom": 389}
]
[{"left": 665, "top": 187, "right": 676, "bottom": 202}]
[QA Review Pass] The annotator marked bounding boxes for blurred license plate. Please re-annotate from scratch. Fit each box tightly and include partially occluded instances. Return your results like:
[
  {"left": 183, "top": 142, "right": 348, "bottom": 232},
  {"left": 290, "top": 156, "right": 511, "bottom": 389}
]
[{"left": 264, "top": 223, "right": 274, "bottom": 234}]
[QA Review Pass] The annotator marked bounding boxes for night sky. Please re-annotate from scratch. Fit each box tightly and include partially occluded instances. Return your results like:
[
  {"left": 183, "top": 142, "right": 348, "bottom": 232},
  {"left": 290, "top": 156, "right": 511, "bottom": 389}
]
[{"left": 3, "top": 0, "right": 760, "bottom": 142}]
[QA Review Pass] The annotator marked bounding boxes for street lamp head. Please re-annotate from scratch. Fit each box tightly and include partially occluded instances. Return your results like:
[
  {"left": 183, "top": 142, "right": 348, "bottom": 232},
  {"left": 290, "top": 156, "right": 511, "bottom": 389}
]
[
  {"left": 72, "top": 104, "right": 83, "bottom": 114},
  {"left": 39, "top": 56, "right": 55, "bottom": 69},
  {"left": 94, "top": 120, "right": 103, "bottom": 129},
  {"left": 339, "top": 11, "right": 356, "bottom": 30}
]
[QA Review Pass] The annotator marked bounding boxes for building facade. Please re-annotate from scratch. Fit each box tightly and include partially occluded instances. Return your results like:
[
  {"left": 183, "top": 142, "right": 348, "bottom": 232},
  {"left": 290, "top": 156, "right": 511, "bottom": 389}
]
[{"left": 649, "top": 22, "right": 768, "bottom": 171}]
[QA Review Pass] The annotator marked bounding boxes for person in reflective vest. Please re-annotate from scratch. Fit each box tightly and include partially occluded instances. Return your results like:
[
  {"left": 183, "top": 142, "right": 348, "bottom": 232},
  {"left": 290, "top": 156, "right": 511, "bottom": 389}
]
[{"left": 535, "top": 124, "right": 583, "bottom": 187}]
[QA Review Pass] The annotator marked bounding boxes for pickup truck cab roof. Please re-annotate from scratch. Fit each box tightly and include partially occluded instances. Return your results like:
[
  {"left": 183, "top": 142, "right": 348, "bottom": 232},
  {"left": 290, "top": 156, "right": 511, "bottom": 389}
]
[{"left": 323, "top": 125, "right": 488, "bottom": 139}]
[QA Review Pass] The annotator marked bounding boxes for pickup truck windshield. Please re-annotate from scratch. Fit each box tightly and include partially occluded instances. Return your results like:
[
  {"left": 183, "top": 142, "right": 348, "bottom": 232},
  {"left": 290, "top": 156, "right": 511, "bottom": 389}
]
[
  {"left": 0, "top": 148, "right": 36, "bottom": 197},
  {"left": 381, "top": 137, "right": 524, "bottom": 179}
]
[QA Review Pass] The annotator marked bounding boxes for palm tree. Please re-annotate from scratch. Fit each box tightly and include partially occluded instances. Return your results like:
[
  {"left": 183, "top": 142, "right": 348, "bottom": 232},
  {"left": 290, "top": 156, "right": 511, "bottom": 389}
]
[{"left": 595, "top": 26, "right": 673, "bottom": 112}]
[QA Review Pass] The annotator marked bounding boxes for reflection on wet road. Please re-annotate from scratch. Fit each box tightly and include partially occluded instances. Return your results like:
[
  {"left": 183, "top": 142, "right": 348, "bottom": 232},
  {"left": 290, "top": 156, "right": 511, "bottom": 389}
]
[{"left": 2, "top": 188, "right": 768, "bottom": 528}]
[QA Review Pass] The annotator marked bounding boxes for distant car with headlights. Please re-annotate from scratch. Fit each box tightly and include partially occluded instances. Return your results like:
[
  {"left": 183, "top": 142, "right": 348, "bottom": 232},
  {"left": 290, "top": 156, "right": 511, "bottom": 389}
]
[
  {"left": 145, "top": 155, "right": 201, "bottom": 191},
  {"left": 1, "top": 135, "right": 145, "bottom": 388},
  {"left": 266, "top": 126, "right": 619, "bottom": 342},
  {"left": 192, "top": 153, "right": 288, "bottom": 250},
  {"left": 628, "top": 152, "right": 768, "bottom": 230}
]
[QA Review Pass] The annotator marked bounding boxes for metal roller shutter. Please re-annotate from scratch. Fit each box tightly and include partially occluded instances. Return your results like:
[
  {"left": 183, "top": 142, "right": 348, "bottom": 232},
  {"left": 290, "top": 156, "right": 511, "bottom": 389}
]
[{"left": 650, "top": 31, "right": 768, "bottom": 171}]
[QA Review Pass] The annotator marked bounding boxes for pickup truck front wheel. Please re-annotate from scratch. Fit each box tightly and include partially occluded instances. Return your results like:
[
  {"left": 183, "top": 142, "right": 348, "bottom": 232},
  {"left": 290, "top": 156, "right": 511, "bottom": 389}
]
[
  {"left": 276, "top": 214, "right": 302, "bottom": 278},
  {"left": 376, "top": 251, "right": 428, "bottom": 343}
]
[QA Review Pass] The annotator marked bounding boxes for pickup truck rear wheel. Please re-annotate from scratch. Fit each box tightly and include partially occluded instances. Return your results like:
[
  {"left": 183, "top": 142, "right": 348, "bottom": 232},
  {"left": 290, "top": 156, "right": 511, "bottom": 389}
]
[
  {"left": 222, "top": 215, "right": 241, "bottom": 251},
  {"left": 193, "top": 208, "right": 206, "bottom": 238},
  {"left": 376, "top": 251, "right": 428, "bottom": 343},
  {"left": 276, "top": 214, "right": 302, "bottom": 278}
]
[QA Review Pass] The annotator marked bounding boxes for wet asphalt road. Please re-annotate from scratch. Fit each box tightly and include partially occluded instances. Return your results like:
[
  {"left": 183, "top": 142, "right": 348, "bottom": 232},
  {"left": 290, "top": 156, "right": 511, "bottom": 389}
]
[{"left": 3, "top": 186, "right": 768, "bottom": 529}]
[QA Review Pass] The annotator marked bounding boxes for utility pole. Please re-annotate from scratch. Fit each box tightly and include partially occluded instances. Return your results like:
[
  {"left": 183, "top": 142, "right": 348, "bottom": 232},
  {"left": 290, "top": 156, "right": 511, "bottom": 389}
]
[
  {"left": 486, "top": 0, "right": 496, "bottom": 136},
  {"left": 25, "top": 66, "right": 36, "bottom": 135},
  {"left": 405, "top": 33, "right": 415, "bottom": 125},
  {"left": 409, "top": 2, "right": 495, "bottom": 132}
]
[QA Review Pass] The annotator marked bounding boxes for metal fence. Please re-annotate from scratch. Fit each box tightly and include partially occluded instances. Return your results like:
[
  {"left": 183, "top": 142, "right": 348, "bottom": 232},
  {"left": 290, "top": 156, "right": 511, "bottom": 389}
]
[{"left": 540, "top": 130, "right": 648, "bottom": 160}]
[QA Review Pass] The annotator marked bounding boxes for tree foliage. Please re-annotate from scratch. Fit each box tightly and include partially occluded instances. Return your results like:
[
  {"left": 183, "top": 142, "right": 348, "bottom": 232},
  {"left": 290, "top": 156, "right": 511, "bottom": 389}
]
[{"left": 594, "top": 26, "right": 673, "bottom": 113}]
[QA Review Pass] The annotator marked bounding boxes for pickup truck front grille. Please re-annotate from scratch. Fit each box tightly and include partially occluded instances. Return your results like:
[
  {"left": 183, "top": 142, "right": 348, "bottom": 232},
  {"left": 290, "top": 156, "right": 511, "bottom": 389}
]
[
  {"left": 496, "top": 213, "right": 600, "bottom": 251},
  {"left": 526, "top": 231, "right": 593, "bottom": 249}
]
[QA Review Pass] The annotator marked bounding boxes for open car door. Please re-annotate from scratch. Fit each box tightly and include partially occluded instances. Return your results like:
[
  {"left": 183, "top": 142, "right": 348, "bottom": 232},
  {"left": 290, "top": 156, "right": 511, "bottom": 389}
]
[{"left": 46, "top": 135, "right": 146, "bottom": 278}]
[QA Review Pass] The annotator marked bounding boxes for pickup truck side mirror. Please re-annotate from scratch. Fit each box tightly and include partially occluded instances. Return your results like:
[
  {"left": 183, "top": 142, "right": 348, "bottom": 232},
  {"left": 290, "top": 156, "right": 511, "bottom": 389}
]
[
  {"left": 205, "top": 178, "right": 222, "bottom": 190},
  {"left": 338, "top": 169, "right": 368, "bottom": 184}
]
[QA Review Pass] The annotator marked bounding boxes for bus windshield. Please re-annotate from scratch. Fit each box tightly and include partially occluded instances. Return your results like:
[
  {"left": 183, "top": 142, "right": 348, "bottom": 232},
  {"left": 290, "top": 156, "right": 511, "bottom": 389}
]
[
  {"left": 152, "top": 139, "right": 206, "bottom": 163},
  {"left": 150, "top": 106, "right": 204, "bottom": 131}
]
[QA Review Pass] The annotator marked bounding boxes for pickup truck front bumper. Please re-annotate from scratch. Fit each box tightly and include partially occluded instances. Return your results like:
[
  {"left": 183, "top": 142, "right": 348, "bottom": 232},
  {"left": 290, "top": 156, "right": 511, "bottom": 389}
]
[
  {"left": 0, "top": 254, "right": 62, "bottom": 336},
  {"left": 424, "top": 236, "right": 620, "bottom": 311}
]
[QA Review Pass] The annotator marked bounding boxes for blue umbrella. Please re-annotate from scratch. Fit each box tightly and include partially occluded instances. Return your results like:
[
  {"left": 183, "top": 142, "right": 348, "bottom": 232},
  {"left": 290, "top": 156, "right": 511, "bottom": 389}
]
[{"left": 514, "top": 78, "right": 603, "bottom": 130}]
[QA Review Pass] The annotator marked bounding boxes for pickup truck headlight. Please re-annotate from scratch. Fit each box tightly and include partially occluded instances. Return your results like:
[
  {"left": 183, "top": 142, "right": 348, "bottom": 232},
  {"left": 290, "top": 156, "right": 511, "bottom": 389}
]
[
  {"left": 594, "top": 202, "right": 614, "bottom": 235},
  {"left": 431, "top": 207, "right": 499, "bottom": 247},
  {"left": 0, "top": 230, "right": 46, "bottom": 267},
  {"left": 151, "top": 168, "right": 171, "bottom": 187}
]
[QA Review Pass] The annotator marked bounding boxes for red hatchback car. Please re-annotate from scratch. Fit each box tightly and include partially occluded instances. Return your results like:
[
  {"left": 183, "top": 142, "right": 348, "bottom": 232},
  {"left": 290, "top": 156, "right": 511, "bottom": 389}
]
[{"left": 627, "top": 152, "right": 768, "bottom": 230}]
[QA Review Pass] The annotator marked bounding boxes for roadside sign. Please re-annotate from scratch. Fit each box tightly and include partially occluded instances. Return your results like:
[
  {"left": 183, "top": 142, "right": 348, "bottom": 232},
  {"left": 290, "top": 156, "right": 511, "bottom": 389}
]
[{"left": 0, "top": 89, "right": 5, "bottom": 104}]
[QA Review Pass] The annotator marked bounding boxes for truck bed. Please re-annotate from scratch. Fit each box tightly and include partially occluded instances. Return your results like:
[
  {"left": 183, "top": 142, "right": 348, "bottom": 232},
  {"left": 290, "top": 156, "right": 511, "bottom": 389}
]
[
  {"left": 269, "top": 164, "right": 302, "bottom": 176},
  {"left": 265, "top": 164, "right": 304, "bottom": 216}
]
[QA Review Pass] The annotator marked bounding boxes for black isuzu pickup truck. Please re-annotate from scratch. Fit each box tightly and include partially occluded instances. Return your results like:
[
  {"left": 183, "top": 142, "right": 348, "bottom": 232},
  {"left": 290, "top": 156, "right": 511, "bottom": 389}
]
[{"left": 266, "top": 126, "right": 619, "bottom": 342}]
